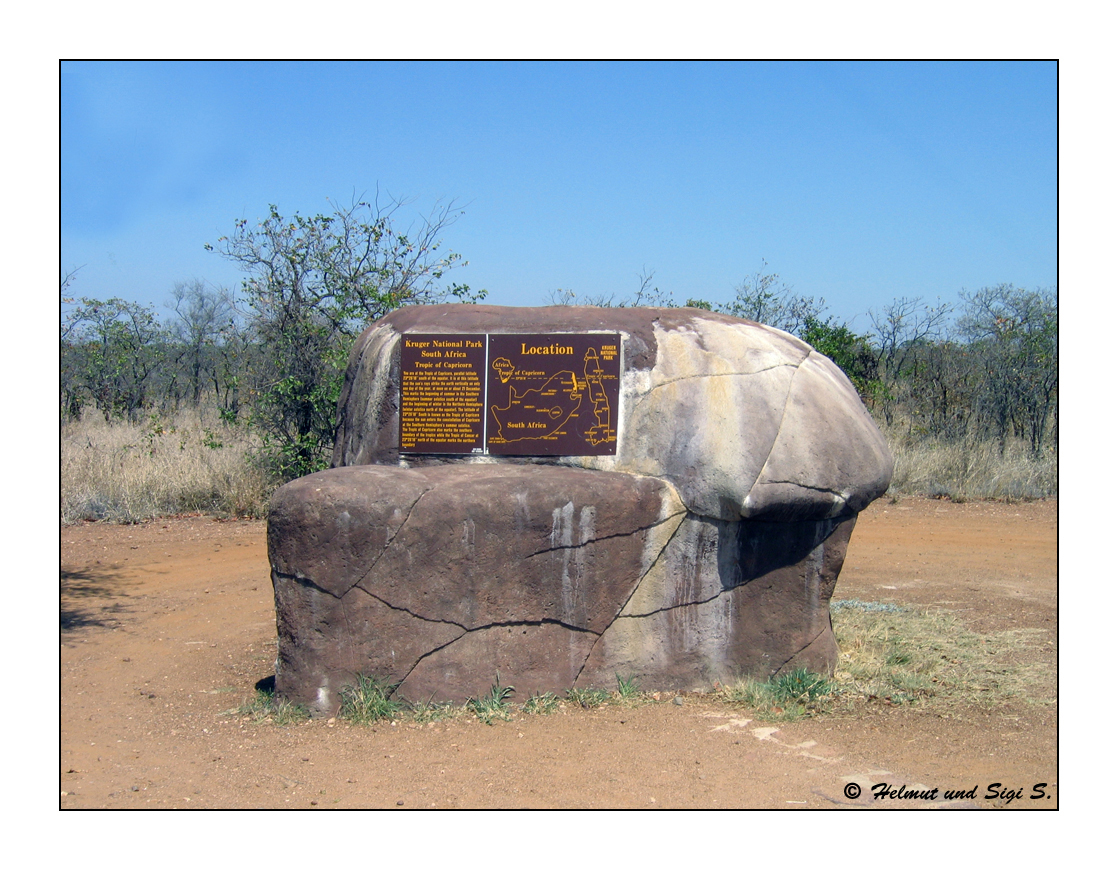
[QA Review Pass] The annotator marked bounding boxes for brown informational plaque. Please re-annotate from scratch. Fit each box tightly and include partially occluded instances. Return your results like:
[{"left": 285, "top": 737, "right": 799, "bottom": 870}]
[
  {"left": 486, "top": 333, "right": 620, "bottom": 456},
  {"left": 399, "top": 334, "right": 487, "bottom": 454}
]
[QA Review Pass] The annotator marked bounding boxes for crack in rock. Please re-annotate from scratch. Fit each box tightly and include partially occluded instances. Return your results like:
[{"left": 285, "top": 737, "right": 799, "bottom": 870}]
[
  {"left": 350, "top": 484, "right": 435, "bottom": 592},
  {"left": 614, "top": 586, "right": 729, "bottom": 620},
  {"left": 758, "top": 480, "right": 844, "bottom": 497},
  {"left": 523, "top": 510, "right": 686, "bottom": 559},
  {"left": 744, "top": 352, "right": 808, "bottom": 504},
  {"left": 275, "top": 569, "right": 342, "bottom": 601},
  {"left": 462, "top": 617, "right": 600, "bottom": 636},
  {"left": 610, "top": 513, "right": 688, "bottom": 617},
  {"left": 351, "top": 586, "right": 469, "bottom": 630},
  {"left": 627, "top": 363, "right": 802, "bottom": 416},
  {"left": 394, "top": 618, "right": 601, "bottom": 694},
  {"left": 770, "top": 625, "right": 829, "bottom": 674},
  {"left": 644, "top": 362, "right": 803, "bottom": 392},
  {"left": 393, "top": 631, "right": 468, "bottom": 689},
  {"left": 573, "top": 510, "right": 687, "bottom": 683},
  {"left": 353, "top": 585, "right": 602, "bottom": 636}
]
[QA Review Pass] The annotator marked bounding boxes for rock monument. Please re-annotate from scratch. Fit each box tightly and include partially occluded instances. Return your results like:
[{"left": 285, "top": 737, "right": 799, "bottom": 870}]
[{"left": 268, "top": 305, "right": 893, "bottom": 713}]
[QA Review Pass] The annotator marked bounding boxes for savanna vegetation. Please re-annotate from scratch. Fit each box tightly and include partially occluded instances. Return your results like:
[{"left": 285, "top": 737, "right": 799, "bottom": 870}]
[
  {"left": 686, "top": 265, "right": 1057, "bottom": 502},
  {"left": 61, "top": 199, "right": 1056, "bottom": 523}
]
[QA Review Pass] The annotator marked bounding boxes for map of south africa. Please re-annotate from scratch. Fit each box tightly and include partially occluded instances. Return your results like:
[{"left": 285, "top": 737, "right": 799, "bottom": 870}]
[
  {"left": 398, "top": 331, "right": 620, "bottom": 457},
  {"left": 490, "top": 348, "right": 614, "bottom": 447}
]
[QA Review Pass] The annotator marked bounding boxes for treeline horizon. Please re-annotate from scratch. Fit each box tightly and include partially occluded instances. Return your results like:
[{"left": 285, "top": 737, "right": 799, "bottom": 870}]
[
  {"left": 61, "top": 273, "right": 1057, "bottom": 466},
  {"left": 60, "top": 198, "right": 1056, "bottom": 500}
]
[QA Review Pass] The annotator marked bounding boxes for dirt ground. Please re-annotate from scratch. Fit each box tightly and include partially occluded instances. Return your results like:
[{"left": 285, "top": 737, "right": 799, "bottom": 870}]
[{"left": 60, "top": 495, "right": 1057, "bottom": 810}]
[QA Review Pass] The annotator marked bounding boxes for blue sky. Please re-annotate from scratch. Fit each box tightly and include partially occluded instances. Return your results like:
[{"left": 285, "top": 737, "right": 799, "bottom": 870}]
[{"left": 61, "top": 60, "right": 1056, "bottom": 331}]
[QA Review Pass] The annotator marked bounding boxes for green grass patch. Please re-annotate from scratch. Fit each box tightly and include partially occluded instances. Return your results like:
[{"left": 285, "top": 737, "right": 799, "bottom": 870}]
[
  {"left": 720, "top": 668, "right": 837, "bottom": 721},
  {"left": 718, "top": 600, "right": 1053, "bottom": 720},
  {"left": 234, "top": 687, "right": 310, "bottom": 725},
  {"left": 466, "top": 675, "right": 516, "bottom": 724},
  {"left": 615, "top": 673, "right": 640, "bottom": 700},
  {"left": 566, "top": 686, "right": 611, "bottom": 709},
  {"left": 338, "top": 674, "right": 406, "bottom": 724},
  {"left": 522, "top": 692, "right": 560, "bottom": 715}
]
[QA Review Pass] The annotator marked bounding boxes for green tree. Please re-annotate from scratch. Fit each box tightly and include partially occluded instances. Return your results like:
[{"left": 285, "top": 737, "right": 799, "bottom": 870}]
[
  {"left": 720, "top": 261, "right": 826, "bottom": 335},
  {"left": 208, "top": 194, "right": 484, "bottom": 479},
  {"left": 868, "top": 296, "right": 953, "bottom": 427},
  {"left": 800, "top": 315, "right": 880, "bottom": 399},
  {"left": 61, "top": 297, "right": 169, "bottom": 421},
  {"left": 168, "top": 279, "right": 237, "bottom": 406},
  {"left": 958, "top": 284, "right": 1057, "bottom": 454}
]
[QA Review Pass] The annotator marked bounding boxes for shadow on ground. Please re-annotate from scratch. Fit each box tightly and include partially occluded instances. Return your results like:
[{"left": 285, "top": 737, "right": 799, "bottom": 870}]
[{"left": 60, "top": 567, "right": 132, "bottom": 632}]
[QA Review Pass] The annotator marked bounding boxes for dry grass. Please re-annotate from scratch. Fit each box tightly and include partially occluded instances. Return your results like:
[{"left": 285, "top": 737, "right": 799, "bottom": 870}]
[
  {"left": 61, "top": 409, "right": 271, "bottom": 524},
  {"left": 717, "top": 599, "right": 1054, "bottom": 721},
  {"left": 830, "top": 599, "right": 1054, "bottom": 710},
  {"left": 884, "top": 430, "right": 1057, "bottom": 501},
  {"left": 60, "top": 402, "right": 1055, "bottom": 527}
]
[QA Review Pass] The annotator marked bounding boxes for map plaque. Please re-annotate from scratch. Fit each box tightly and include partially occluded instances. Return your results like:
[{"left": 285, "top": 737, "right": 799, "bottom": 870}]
[
  {"left": 486, "top": 333, "right": 619, "bottom": 456},
  {"left": 399, "top": 333, "right": 620, "bottom": 456}
]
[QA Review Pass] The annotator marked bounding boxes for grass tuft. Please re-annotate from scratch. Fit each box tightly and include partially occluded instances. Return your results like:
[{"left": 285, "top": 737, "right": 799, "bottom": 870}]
[
  {"left": 566, "top": 686, "right": 611, "bottom": 709},
  {"left": 615, "top": 673, "right": 640, "bottom": 699},
  {"left": 235, "top": 688, "right": 310, "bottom": 726},
  {"left": 466, "top": 674, "right": 516, "bottom": 724},
  {"left": 720, "top": 668, "right": 837, "bottom": 721},
  {"left": 339, "top": 674, "right": 406, "bottom": 724},
  {"left": 521, "top": 692, "right": 560, "bottom": 715}
]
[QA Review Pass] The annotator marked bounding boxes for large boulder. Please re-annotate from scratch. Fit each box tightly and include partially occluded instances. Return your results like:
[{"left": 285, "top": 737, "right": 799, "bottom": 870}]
[
  {"left": 270, "top": 463, "right": 855, "bottom": 709},
  {"left": 333, "top": 305, "right": 892, "bottom": 521},
  {"left": 270, "top": 305, "right": 892, "bottom": 712}
]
